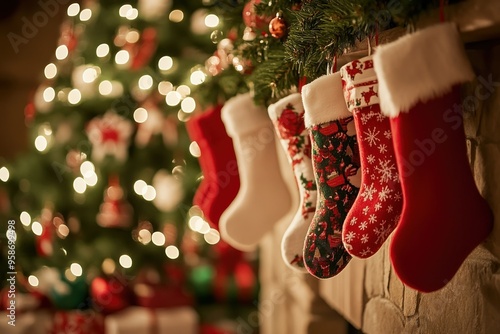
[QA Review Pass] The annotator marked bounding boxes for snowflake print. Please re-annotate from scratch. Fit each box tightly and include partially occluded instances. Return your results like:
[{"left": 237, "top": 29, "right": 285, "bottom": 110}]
[
  {"left": 367, "top": 154, "right": 375, "bottom": 164},
  {"left": 362, "top": 206, "right": 370, "bottom": 215},
  {"left": 375, "top": 159, "right": 397, "bottom": 183},
  {"left": 360, "top": 112, "right": 375, "bottom": 125},
  {"left": 363, "top": 128, "right": 380, "bottom": 147},
  {"left": 361, "top": 183, "right": 377, "bottom": 201},
  {"left": 374, "top": 202, "right": 382, "bottom": 211},
  {"left": 394, "top": 192, "right": 402, "bottom": 201},
  {"left": 376, "top": 113, "right": 386, "bottom": 122},
  {"left": 361, "top": 234, "right": 369, "bottom": 243},
  {"left": 384, "top": 130, "right": 392, "bottom": 139},
  {"left": 378, "top": 186, "right": 392, "bottom": 202},
  {"left": 360, "top": 248, "right": 372, "bottom": 257},
  {"left": 359, "top": 221, "right": 368, "bottom": 230},
  {"left": 387, "top": 205, "right": 393, "bottom": 213},
  {"left": 378, "top": 144, "right": 388, "bottom": 154},
  {"left": 374, "top": 224, "right": 393, "bottom": 244},
  {"left": 349, "top": 217, "right": 358, "bottom": 226},
  {"left": 345, "top": 231, "right": 357, "bottom": 243},
  {"left": 368, "top": 214, "right": 377, "bottom": 224}
]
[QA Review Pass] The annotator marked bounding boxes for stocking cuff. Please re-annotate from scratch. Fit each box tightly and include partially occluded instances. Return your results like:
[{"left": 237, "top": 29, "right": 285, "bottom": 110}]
[
  {"left": 302, "top": 72, "right": 351, "bottom": 128},
  {"left": 340, "top": 55, "right": 380, "bottom": 112},
  {"left": 221, "top": 93, "right": 271, "bottom": 137},
  {"left": 267, "top": 92, "right": 303, "bottom": 122},
  {"left": 374, "top": 22, "right": 474, "bottom": 118}
]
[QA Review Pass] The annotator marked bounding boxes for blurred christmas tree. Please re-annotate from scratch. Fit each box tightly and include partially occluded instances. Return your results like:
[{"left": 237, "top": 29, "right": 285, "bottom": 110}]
[{"left": 0, "top": 0, "right": 257, "bottom": 319}]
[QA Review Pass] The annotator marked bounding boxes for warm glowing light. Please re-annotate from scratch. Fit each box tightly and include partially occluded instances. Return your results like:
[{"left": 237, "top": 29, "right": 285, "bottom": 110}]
[
  {"left": 152, "top": 232, "right": 166, "bottom": 246},
  {"left": 119, "top": 4, "right": 132, "bottom": 17},
  {"left": 35, "top": 136, "right": 48, "bottom": 152},
  {"left": 55, "top": 45, "right": 69, "bottom": 60},
  {"left": 134, "top": 180, "right": 148, "bottom": 195},
  {"left": 138, "top": 229, "right": 152, "bottom": 245},
  {"left": 80, "top": 161, "right": 95, "bottom": 178},
  {"left": 115, "top": 50, "right": 130, "bottom": 65},
  {"left": 44, "top": 63, "right": 57, "bottom": 79},
  {"left": 205, "top": 14, "right": 219, "bottom": 28},
  {"left": 158, "top": 81, "right": 173, "bottom": 95},
  {"left": 31, "top": 221, "right": 43, "bottom": 236},
  {"left": 126, "top": 8, "right": 139, "bottom": 20},
  {"left": 176, "top": 85, "right": 191, "bottom": 97},
  {"left": 190, "top": 70, "right": 206, "bottom": 85},
  {"left": 165, "top": 91, "right": 181, "bottom": 106},
  {"left": 67, "top": 3, "right": 80, "bottom": 17},
  {"left": 133, "top": 108, "right": 148, "bottom": 123},
  {"left": 96, "top": 44, "right": 110, "bottom": 58},
  {"left": 70, "top": 263, "right": 83, "bottom": 277},
  {"left": 119, "top": 254, "right": 132, "bottom": 268},
  {"left": 58, "top": 224, "right": 70, "bottom": 237},
  {"left": 43, "top": 87, "right": 55, "bottom": 102},
  {"left": 73, "top": 177, "right": 87, "bottom": 194},
  {"left": 68, "top": 89, "right": 82, "bottom": 104},
  {"left": 82, "top": 67, "right": 98, "bottom": 83},
  {"left": 158, "top": 56, "right": 173, "bottom": 71},
  {"left": 80, "top": 8, "right": 92, "bottom": 21},
  {"left": 28, "top": 275, "right": 39, "bottom": 287},
  {"left": 99, "top": 80, "right": 113, "bottom": 95},
  {"left": 181, "top": 97, "right": 196, "bottom": 113},
  {"left": 84, "top": 173, "right": 98, "bottom": 186},
  {"left": 199, "top": 221, "right": 211, "bottom": 235},
  {"left": 125, "top": 30, "right": 140, "bottom": 44},
  {"left": 20, "top": 212, "right": 31, "bottom": 226},
  {"left": 165, "top": 245, "right": 179, "bottom": 259},
  {"left": 102, "top": 258, "right": 116, "bottom": 275},
  {"left": 138, "top": 75, "right": 153, "bottom": 90},
  {"left": 188, "top": 216, "right": 204, "bottom": 232},
  {"left": 0, "top": 166, "right": 10, "bottom": 182},
  {"left": 189, "top": 141, "right": 201, "bottom": 157},
  {"left": 204, "top": 228, "right": 220, "bottom": 244},
  {"left": 169, "top": 10, "right": 184, "bottom": 22},
  {"left": 142, "top": 185, "right": 156, "bottom": 201}
]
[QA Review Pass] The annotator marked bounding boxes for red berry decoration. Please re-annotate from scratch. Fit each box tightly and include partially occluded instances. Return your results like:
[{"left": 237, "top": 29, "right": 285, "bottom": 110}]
[{"left": 269, "top": 15, "right": 287, "bottom": 39}]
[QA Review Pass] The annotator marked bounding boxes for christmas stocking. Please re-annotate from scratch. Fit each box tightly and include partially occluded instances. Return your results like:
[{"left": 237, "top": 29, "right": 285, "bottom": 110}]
[
  {"left": 339, "top": 56, "right": 403, "bottom": 258},
  {"left": 186, "top": 113, "right": 212, "bottom": 214},
  {"left": 302, "top": 72, "right": 361, "bottom": 279},
  {"left": 374, "top": 22, "right": 494, "bottom": 292},
  {"left": 268, "top": 92, "right": 317, "bottom": 272},
  {"left": 219, "top": 93, "right": 292, "bottom": 251},
  {"left": 186, "top": 105, "right": 240, "bottom": 228}
]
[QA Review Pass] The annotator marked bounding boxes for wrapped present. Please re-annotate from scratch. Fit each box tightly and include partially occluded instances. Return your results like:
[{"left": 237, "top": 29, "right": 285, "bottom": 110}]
[
  {"left": 0, "top": 310, "right": 53, "bottom": 334},
  {"left": 105, "top": 306, "right": 198, "bottom": 334},
  {"left": 51, "top": 310, "right": 104, "bottom": 334}
]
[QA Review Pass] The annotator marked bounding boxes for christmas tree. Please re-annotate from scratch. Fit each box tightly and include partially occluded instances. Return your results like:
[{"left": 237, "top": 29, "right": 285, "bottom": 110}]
[{"left": 0, "top": 0, "right": 257, "bottom": 323}]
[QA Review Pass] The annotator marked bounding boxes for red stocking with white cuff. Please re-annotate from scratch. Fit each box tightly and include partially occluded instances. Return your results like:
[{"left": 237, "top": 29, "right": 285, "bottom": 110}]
[
  {"left": 340, "top": 56, "right": 403, "bottom": 259},
  {"left": 374, "top": 22, "right": 494, "bottom": 292}
]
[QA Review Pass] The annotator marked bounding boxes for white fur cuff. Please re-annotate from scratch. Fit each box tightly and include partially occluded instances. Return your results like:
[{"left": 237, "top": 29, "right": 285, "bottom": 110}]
[
  {"left": 374, "top": 22, "right": 475, "bottom": 118},
  {"left": 302, "top": 72, "right": 352, "bottom": 128},
  {"left": 221, "top": 93, "right": 271, "bottom": 137}
]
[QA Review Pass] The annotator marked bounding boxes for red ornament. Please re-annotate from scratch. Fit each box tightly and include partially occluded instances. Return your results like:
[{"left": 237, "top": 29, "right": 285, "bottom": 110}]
[
  {"left": 269, "top": 15, "right": 287, "bottom": 39},
  {"left": 242, "top": 0, "right": 272, "bottom": 31},
  {"left": 90, "top": 276, "right": 131, "bottom": 314}
]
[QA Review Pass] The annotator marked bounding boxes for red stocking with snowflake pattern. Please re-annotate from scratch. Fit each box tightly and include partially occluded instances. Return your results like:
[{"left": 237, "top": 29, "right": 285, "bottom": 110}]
[
  {"left": 340, "top": 56, "right": 403, "bottom": 258},
  {"left": 374, "top": 23, "right": 493, "bottom": 292},
  {"left": 302, "top": 72, "right": 361, "bottom": 279},
  {"left": 268, "top": 92, "right": 317, "bottom": 272}
]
